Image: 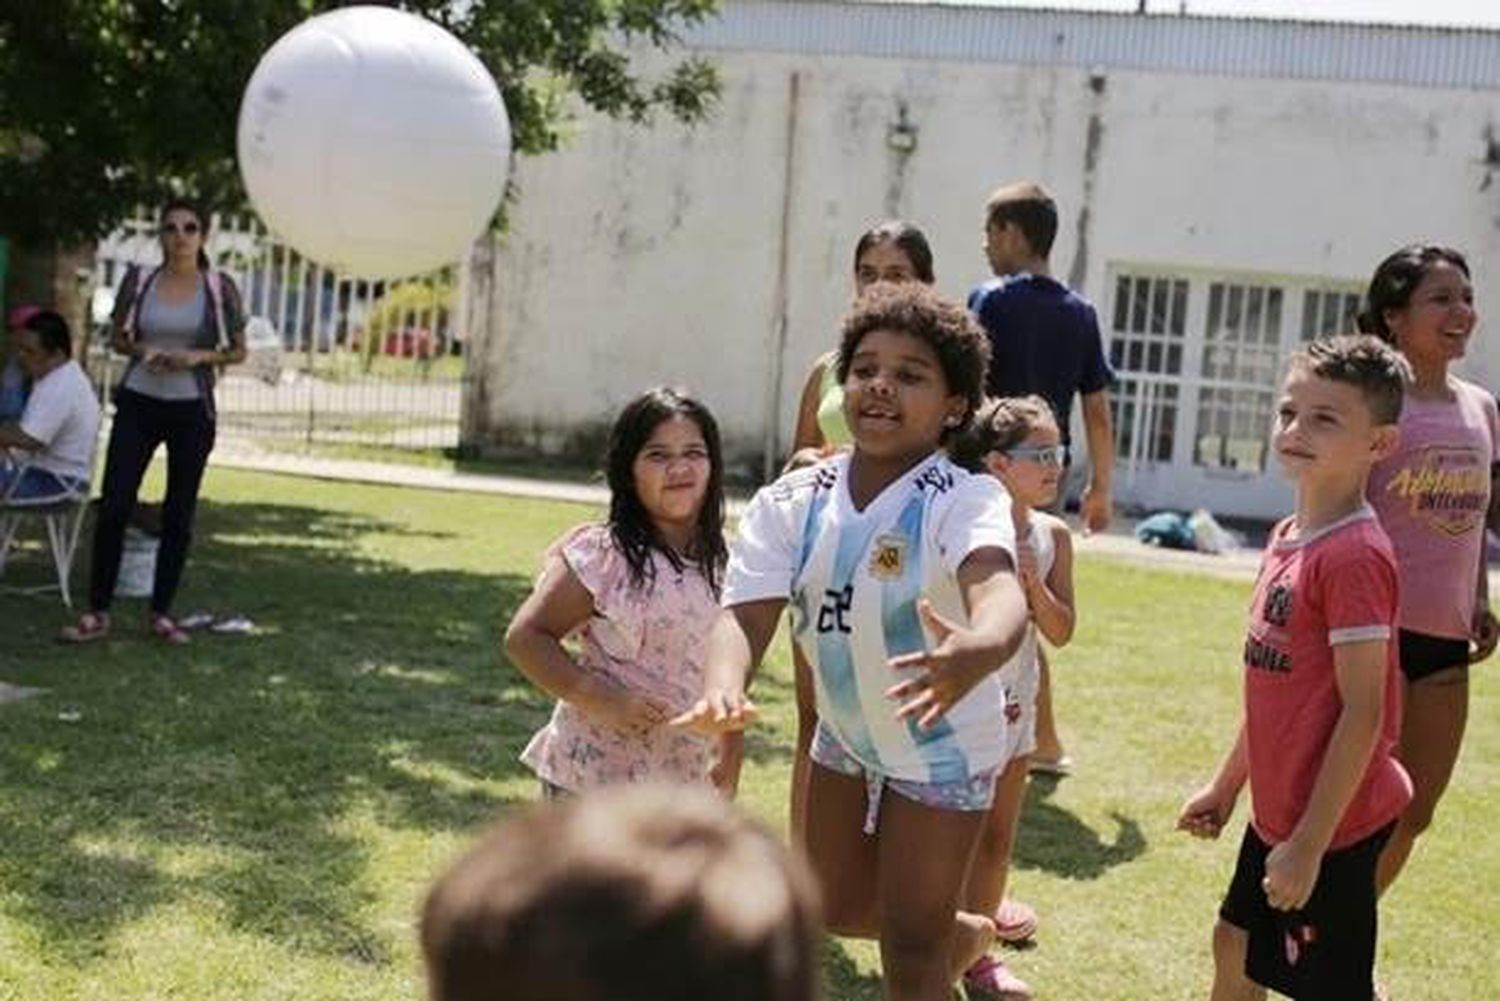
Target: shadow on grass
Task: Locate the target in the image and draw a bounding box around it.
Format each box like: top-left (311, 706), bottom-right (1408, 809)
top-left (1013, 774), bottom-right (1146, 880)
top-left (0, 498), bottom-right (547, 967)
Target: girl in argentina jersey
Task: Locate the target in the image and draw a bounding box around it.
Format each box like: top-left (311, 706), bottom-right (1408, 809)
top-left (675, 284), bottom-right (1030, 1001)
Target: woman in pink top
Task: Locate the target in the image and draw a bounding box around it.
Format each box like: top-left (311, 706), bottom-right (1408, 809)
top-left (1358, 245), bottom-right (1499, 893)
top-left (504, 388), bottom-right (742, 797)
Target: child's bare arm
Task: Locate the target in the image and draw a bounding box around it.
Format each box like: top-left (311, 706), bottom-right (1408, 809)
top-left (1471, 465), bottom-right (1500, 662)
top-left (886, 546), bottom-right (1029, 728)
top-left (1026, 516), bottom-right (1076, 647)
top-left (1263, 639), bottom-right (1386, 910)
top-left (785, 356), bottom-right (830, 471)
top-left (672, 599), bottom-right (786, 734)
top-left (503, 553), bottom-right (668, 729)
top-left (1178, 721), bottom-right (1248, 839)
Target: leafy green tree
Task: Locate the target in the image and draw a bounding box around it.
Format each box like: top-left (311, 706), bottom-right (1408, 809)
top-left (0, 1), bottom-right (719, 246)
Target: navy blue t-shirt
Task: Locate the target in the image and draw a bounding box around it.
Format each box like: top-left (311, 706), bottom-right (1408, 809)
top-left (968, 273), bottom-right (1114, 446)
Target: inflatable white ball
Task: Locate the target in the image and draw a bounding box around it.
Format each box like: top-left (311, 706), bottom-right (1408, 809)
top-left (237, 6), bottom-right (511, 280)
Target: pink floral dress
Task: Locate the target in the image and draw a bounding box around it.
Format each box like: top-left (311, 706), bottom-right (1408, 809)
top-left (520, 524), bottom-right (720, 792)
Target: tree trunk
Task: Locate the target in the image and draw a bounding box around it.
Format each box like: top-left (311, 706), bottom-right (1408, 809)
top-left (3, 239), bottom-right (96, 357)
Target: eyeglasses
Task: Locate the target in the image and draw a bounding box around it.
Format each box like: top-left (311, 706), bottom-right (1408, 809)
top-left (159, 221), bottom-right (201, 236)
top-left (1002, 444), bottom-right (1066, 466)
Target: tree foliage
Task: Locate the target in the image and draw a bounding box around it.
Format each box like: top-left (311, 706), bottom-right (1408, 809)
top-left (0, 0), bottom-right (720, 245)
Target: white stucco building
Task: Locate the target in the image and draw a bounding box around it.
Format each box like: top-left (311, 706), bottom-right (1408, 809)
top-left (465, 0), bottom-right (1500, 519)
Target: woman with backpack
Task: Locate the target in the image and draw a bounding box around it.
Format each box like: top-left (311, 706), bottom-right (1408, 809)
top-left (62, 198), bottom-right (246, 644)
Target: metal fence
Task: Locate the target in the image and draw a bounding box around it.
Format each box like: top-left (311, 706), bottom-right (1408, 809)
top-left (88, 212), bottom-right (476, 453)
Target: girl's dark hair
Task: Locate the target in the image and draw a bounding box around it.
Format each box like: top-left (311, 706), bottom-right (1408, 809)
top-left (852, 220), bottom-right (936, 284)
top-left (159, 197), bottom-right (212, 272)
top-left (947, 395), bottom-right (1057, 472)
top-left (1356, 243), bottom-right (1469, 344)
top-left (835, 283), bottom-right (990, 442)
top-left (606, 387), bottom-right (727, 594)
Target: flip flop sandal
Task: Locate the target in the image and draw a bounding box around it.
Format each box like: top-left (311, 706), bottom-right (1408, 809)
top-left (994, 898), bottom-right (1038, 943)
top-left (149, 614), bottom-right (191, 646)
top-left (58, 612), bottom-right (110, 644)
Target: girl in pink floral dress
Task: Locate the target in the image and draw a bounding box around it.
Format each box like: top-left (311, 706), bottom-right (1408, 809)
top-left (504, 388), bottom-right (741, 796)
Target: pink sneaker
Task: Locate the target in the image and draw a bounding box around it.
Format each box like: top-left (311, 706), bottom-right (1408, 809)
top-left (994, 898), bottom-right (1037, 944)
top-left (962, 954), bottom-right (1032, 1000)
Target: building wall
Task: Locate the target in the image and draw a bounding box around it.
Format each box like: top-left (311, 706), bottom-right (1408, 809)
top-left (470, 21), bottom-right (1500, 512)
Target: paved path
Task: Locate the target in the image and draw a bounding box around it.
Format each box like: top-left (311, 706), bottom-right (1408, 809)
top-left (208, 445), bottom-right (1271, 581)
top-left (207, 445), bottom-right (1500, 588)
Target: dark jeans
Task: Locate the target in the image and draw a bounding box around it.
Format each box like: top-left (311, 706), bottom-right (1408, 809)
top-left (88, 388), bottom-right (216, 615)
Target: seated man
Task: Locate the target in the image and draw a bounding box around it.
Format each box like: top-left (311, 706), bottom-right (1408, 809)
top-left (0, 309), bottom-right (101, 505)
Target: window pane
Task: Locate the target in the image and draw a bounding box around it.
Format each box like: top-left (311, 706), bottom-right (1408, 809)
top-left (1132, 277), bottom-right (1150, 333)
top-left (1171, 280), bottom-right (1188, 338)
top-left (1113, 275), bottom-right (1130, 331)
top-left (1225, 285), bottom-right (1244, 341)
top-left (1302, 290), bottom-right (1318, 341)
top-left (1321, 291), bottom-right (1340, 335)
top-left (1245, 287), bottom-right (1264, 345)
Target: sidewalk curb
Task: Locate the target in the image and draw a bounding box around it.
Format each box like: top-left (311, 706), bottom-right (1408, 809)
top-left (208, 448), bottom-right (1283, 581)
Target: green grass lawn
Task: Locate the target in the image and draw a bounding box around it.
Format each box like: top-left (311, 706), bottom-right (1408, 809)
top-left (0, 470), bottom-right (1494, 1000)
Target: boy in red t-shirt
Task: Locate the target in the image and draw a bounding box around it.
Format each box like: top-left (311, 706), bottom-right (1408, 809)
top-left (1179, 335), bottom-right (1414, 1000)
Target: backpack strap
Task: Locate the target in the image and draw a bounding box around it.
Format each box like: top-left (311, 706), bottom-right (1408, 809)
top-left (205, 270), bottom-right (229, 352)
top-left (118, 263), bottom-right (161, 345)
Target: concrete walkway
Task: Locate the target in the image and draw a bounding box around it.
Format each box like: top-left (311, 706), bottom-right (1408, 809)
top-left (208, 445), bottom-right (1270, 581)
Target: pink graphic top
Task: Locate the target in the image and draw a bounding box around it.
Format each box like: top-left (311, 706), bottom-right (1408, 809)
top-left (520, 524), bottom-right (719, 792)
top-left (1368, 377), bottom-right (1498, 640)
top-left (1243, 510), bottom-right (1411, 850)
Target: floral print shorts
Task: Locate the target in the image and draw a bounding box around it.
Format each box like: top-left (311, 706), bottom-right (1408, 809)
top-left (810, 721), bottom-right (997, 835)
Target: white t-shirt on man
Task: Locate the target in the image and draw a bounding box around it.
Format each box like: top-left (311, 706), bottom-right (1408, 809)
top-left (18, 359), bottom-right (100, 481)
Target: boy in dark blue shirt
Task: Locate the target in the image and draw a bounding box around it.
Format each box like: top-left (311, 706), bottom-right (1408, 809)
top-left (967, 182), bottom-right (1113, 801)
top-left (969, 181), bottom-right (1114, 533)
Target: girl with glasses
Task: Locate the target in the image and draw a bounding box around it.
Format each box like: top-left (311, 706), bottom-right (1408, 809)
top-left (946, 395), bottom-right (1077, 999)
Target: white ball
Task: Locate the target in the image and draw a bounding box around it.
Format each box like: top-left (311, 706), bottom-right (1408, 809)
top-left (237, 6), bottom-right (511, 280)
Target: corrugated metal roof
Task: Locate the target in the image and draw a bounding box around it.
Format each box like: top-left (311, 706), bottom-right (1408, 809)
top-left (681, 1), bottom-right (1500, 90)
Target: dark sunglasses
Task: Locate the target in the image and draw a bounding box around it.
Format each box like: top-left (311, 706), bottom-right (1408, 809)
top-left (159, 221), bottom-right (201, 236)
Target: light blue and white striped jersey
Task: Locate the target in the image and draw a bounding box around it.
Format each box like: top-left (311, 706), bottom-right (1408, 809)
top-left (725, 452), bottom-right (1016, 784)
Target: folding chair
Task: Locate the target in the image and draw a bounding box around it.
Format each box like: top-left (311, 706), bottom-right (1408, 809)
top-left (0, 461), bottom-right (92, 609)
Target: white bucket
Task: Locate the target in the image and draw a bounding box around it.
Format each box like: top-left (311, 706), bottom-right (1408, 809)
top-left (115, 526), bottom-right (159, 598)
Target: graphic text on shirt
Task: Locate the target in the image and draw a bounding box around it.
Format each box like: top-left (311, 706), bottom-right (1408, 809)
top-left (1384, 443), bottom-right (1488, 537)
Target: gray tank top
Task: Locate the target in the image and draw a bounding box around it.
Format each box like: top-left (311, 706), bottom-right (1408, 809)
top-left (123, 280), bottom-right (205, 400)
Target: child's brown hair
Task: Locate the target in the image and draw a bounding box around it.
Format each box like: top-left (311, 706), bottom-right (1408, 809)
top-left (420, 785), bottom-right (821, 1001)
top-left (836, 282), bottom-right (991, 441)
top-left (1286, 335), bottom-right (1409, 426)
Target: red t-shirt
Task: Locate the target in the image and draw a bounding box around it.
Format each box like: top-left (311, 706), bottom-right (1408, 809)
top-left (1243, 509), bottom-right (1412, 850)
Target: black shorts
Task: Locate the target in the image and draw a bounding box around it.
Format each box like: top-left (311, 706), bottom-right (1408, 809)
top-left (1219, 822), bottom-right (1394, 1000)
top-left (1398, 629), bottom-right (1468, 683)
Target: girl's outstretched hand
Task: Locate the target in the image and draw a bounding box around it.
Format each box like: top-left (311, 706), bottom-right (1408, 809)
top-left (669, 688), bottom-right (760, 735)
top-left (885, 599), bottom-right (994, 730)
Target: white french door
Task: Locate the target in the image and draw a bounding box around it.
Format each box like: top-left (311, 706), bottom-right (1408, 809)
top-left (1105, 267), bottom-right (1363, 520)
